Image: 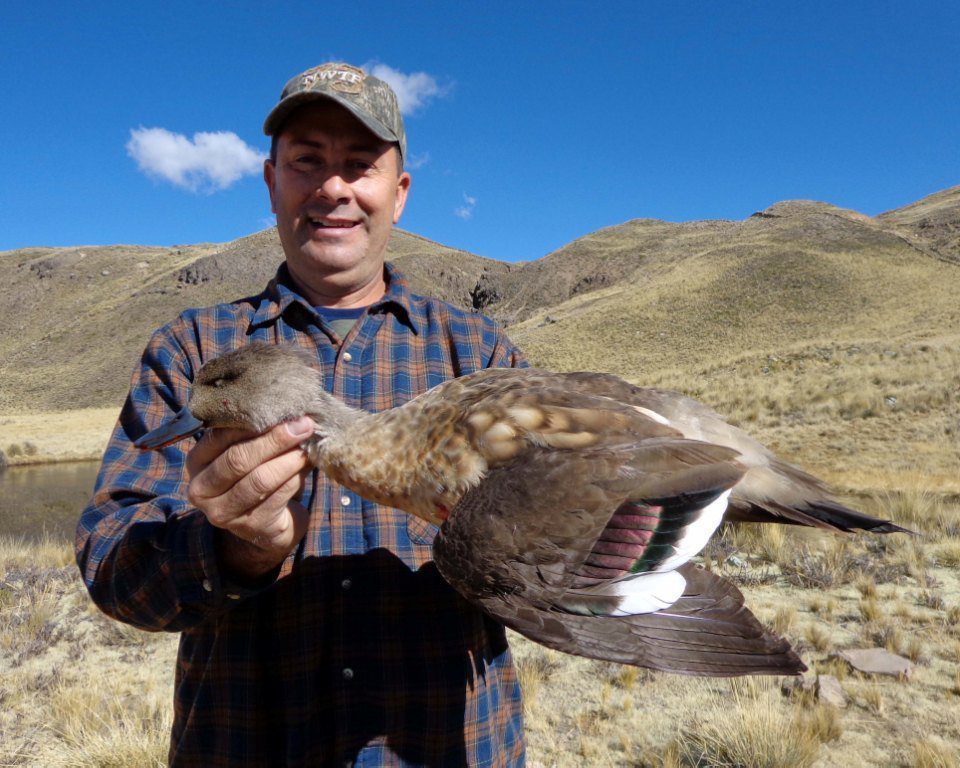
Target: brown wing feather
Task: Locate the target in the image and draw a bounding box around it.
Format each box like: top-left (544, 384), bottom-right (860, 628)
top-left (545, 371), bottom-right (907, 533)
top-left (472, 563), bottom-right (803, 676)
top-left (433, 443), bottom-right (803, 675)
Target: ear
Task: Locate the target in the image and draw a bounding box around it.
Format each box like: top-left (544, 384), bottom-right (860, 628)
top-left (263, 159), bottom-right (277, 214)
top-left (393, 171), bottom-right (411, 224)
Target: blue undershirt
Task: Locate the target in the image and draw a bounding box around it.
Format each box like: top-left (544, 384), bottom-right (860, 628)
top-left (314, 305), bottom-right (368, 341)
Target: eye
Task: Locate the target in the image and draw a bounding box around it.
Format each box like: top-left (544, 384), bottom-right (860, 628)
top-left (210, 371), bottom-right (239, 388)
top-left (291, 155), bottom-right (322, 171)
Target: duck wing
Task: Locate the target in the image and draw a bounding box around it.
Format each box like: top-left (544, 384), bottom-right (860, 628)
top-left (556, 372), bottom-right (906, 533)
top-left (433, 440), bottom-right (805, 676)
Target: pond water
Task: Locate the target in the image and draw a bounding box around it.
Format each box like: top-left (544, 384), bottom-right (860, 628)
top-left (0, 462), bottom-right (101, 542)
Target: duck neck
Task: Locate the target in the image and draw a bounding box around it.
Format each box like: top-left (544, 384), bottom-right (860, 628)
top-left (307, 391), bottom-right (365, 444)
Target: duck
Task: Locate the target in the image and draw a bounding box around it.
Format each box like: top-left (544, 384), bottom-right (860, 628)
top-left (136, 343), bottom-right (907, 677)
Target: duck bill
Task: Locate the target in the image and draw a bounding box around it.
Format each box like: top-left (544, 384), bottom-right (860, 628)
top-left (134, 407), bottom-right (204, 450)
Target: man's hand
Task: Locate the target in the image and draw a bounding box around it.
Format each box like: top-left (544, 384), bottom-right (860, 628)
top-left (186, 415), bottom-right (315, 583)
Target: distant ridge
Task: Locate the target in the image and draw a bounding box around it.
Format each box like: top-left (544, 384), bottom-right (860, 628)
top-left (1, 186), bottom-right (957, 415)
top-left (877, 185), bottom-right (960, 265)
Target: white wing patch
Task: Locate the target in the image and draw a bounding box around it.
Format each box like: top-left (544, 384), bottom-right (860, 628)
top-left (559, 490), bottom-right (731, 617)
top-left (633, 405), bottom-right (671, 426)
top-left (654, 490), bottom-right (730, 574)
top-left (607, 570), bottom-right (687, 615)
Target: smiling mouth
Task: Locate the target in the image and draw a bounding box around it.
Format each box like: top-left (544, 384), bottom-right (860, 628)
top-left (308, 217), bottom-right (359, 229)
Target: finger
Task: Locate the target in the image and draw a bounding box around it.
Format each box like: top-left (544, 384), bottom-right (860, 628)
top-left (191, 444), bottom-right (311, 525)
top-left (186, 427), bottom-right (257, 476)
top-left (221, 481), bottom-right (311, 552)
top-left (292, 465), bottom-right (312, 502)
top-left (189, 417), bottom-right (314, 498)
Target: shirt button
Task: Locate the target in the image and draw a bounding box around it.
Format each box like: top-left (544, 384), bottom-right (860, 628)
top-left (202, 579), bottom-right (213, 593)
top-left (341, 495), bottom-right (351, 506)
top-left (341, 579), bottom-right (352, 590)
top-left (342, 351), bottom-right (353, 362)
top-left (342, 667), bottom-right (354, 681)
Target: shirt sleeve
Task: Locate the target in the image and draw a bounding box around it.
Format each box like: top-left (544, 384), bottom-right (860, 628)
top-left (75, 321), bottom-right (246, 632)
top-left (486, 320), bottom-right (529, 370)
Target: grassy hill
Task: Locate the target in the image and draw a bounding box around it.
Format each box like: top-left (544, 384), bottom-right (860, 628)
top-left (496, 195), bottom-right (960, 488)
top-left (0, 228), bottom-right (508, 413)
top-left (1, 186), bottom-right (957, 485)
top-left (877, 185), bottom-right (960, 265)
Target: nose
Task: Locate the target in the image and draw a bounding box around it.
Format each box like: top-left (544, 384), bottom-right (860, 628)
top-left (314, 171), bottom-right (351, 203)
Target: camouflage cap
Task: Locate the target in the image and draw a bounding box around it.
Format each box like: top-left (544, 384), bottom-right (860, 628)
top-left (263, 62), bottom-right (406, 162)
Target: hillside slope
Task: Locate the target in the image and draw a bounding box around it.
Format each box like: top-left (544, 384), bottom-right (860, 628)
top-left (877, 185), bottom-right (960, 265)
top-left (0, 229), bottom-right (508, 411)
top-left (2, 188), bottom-right (958, 485)
top-left (507, 198), bottom-right (959, 486)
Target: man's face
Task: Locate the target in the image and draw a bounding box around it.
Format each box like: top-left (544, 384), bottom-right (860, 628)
top-left (264, 100), bottom-right (410, 299)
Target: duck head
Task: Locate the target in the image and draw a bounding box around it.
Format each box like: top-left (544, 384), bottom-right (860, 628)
top-left (135, 344), bottom-right (323, 449)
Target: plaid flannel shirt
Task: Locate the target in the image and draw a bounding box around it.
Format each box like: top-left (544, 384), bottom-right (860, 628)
top-left (76, 263), bottom-right (527, 767)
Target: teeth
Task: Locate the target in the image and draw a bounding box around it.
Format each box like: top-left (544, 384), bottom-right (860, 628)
top-left (310, 218), bottom-right (354, 228)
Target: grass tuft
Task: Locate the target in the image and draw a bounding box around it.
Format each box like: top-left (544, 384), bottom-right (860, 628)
top-left (913, 737), bottom-right (959, 768)
top-left (669, 678), bottom-right (836, 768)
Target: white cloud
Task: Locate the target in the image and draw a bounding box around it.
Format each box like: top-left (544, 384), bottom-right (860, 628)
top-left (126, 127), bottom-right (266, 193)
top-left (363, 62), bottom-right (447, 115)
top-left (405, 151), bottom-right (430, 170)
top-left (454, 193), bottom-right (477, 220)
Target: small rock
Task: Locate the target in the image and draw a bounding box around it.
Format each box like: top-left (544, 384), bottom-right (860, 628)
top-left (100, 269), bottom-right (110, 276)
top-left (726, 555), bottom-right (745, 569)
top-left (836, 648), bottom-right (913, 679)
top-left (781, 668), bottom-right (816, 696)
top-left (816, 675), bottom-right (848, 708)
top-left (136, 261), bottom-right (149, 268)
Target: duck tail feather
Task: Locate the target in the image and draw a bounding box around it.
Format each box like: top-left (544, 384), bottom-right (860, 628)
top-left (726, 459), bottom-right (912, 533)
top-left (726, 496), bottom-right (912, 534)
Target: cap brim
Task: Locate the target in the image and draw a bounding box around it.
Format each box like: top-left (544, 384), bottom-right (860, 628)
top-left (263, 91), bottom-right (398, 151)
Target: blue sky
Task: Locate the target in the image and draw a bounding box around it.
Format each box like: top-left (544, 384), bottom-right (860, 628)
top-left (2, 1), bottom-right (957, 262)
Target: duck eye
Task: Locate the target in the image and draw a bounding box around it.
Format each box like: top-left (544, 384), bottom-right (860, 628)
top-left (209, 371), bottom-right (239, 388)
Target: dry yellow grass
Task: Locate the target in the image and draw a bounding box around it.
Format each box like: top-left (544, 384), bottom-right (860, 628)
top-left (0, 537), bottom-right (177, 766)
top-left (913, 737), bottom-right (959, 768)
top-left (667, 678), bottom-right (839, 768)
top-left (3, 500), bottom-right (960, 766)
top-left (0, 408), bottom-right (116, 465)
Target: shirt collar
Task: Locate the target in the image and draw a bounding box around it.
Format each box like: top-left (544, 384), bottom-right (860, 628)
top-left (250, 261), bottom-right (419, 334)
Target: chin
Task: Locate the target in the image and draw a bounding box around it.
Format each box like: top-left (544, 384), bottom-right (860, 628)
top-left (299, 246), bottom-right (367, 274)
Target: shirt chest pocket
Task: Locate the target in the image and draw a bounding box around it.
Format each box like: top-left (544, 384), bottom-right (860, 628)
top-left (405, 515), bottom-right (441, 568)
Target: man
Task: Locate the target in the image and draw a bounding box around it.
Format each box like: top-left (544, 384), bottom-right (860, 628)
top-left (77, 62), bottom-right (526, 767)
